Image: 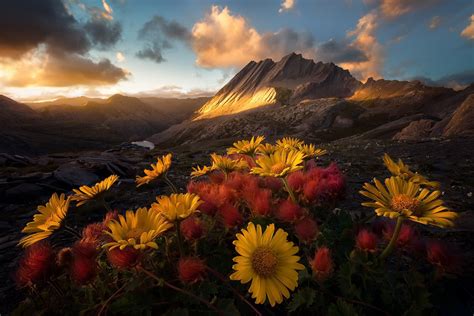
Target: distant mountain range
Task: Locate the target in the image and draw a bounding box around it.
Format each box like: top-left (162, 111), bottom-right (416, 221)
top-left (148, 53), bottom-right (474, 146)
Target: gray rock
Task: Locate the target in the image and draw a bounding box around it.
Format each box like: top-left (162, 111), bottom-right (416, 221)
top-left (5, 183), bottom-right (46, 199)
top-left (53, 162), bottom-right (99, 186)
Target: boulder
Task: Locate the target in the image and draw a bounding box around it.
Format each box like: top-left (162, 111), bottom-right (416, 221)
top-left (53, 162), bottom-right (99, 186)
top-left (443, 94), bottom-right (474, 137)
top-left (393, 119), bottom-right (437, 140)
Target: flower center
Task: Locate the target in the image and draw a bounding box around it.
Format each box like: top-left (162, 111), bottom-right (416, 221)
top-left (271, 163), bottom-right (286, 174)
top-left (251, 247), bottom-right (278, 277)
top-left (391, 194), bottom-right (419, 213)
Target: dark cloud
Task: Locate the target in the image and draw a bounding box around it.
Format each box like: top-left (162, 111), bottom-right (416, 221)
top-left (84, 19), bottom-right (122, 50)
top-left (412, 69), bottom-right (474, 90)
top-left (316, 39), bottom-right (368, 63)
top-left (262, 29), bottom-right (315, 55)
top-left (136, 15), bottom-right (191, 63)
top-left (0, 0), bottom-right (127, 86)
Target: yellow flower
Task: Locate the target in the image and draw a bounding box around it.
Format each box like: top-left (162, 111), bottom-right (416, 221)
top-left (360, 176), bottom-right (457, 228)
top-left (298, 144), bottom-right (327, 158)
top-left (276, 137), bottom-right (304, 150)
top-left (190, 165), bottom-right (214, 178)
top-left (136, 153), bottom-right (172, 187)
top-left (210, 153), bottom-right (248, 174)
top-left (151, 193), bottom-right (202, 222)
top-left (230, 222), bottom-right (305, 306)
top-left (257, 143), bottom-right (277, 155)
top-left (383, 154), bottom-right (439, 188)
top-left (72, 175), bottom-right (119, 206)
top-left (103, 207), bottom-right (172, 250)
top-left (19, 193), bottom-right (70, 247)
top-left (251, 150), bottom-right (305, 177)
top-left (227, 136), bottom-right (265, 156)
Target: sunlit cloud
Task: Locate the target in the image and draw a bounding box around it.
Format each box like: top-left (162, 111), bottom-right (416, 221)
top-left (116, 51), bottom-right (125, 62)
top-left (279, 0), bottom-right (295, 13)
top-left (429, 16), bottom-right (441, 29)
top-left (101, 0), bottom-right (114, 20)
top-left (461, 14), bottom-right (474, 40)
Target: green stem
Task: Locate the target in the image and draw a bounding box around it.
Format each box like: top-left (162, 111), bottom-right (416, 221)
top-left (175, 221), bottom-right (184, 257)
top-left (281, 177), bottom-right (297, 203)
top-left (164, 174), bottom-right (178, 193)
top-left (379, 216), bottom-right (404, 259)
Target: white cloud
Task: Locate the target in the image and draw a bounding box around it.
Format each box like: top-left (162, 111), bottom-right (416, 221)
top-left (461, 14), bottom-right (474, 40)
top-left (116, 51), bottom-right (125, 62)
top-left (279, 0), bottom-right (295, 13)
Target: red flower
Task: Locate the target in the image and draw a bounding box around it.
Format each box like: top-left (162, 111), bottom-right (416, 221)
top-left (244, 189), bottom-right (272, 216)
top-left (262, 177), bottom-right (283, 191)
top-left (180, 216), bottom-right (205, 241)
top-left (70, 241), bottom-right (98, 284)
top-left (276, 199), bottom-right (303, 222)
top-left (56, 247), bottom-right (73, 268)
top-left (426, 241), bottom-right (459, 273)
top-left (294, 217), bottom-right (318, 242)
top-left (200, 200), bottom-right (218, 216)
top-left (356, 229), bottom-right (378, 252)
top-left (219, 204), bottom-right (243, 228)
top-left (310, 247), bottom-right (333, 281)
top-left (383, 223), bottom-right (417, 247)
top-left (107, 247), bottom-right (140, 269)
top-left (303, 179), bottom-right (321, 202)
top-left (178, 257), bottom-right (207, 284)
top-left (73, 241), bottom-right (98, 259)
top-left (287, 171), bottom-right (306, 192)
top-left (16, 242), bottom-right (54, 287)
top-left (81, 222), bottom-right (105, 245)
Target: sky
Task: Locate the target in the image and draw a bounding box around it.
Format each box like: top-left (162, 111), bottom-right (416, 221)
top-left (0, 0), bottom-right (473, 101)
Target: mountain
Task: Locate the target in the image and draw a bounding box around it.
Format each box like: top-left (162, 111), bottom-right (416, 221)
top-left (26, 96), bottom-right (106, 109)
top-left (140, 96), bottom-right (209, 122)
top-left (0, 95), bottom-right (38, 124)
top-left (197, 53), bottom-right (361, 118)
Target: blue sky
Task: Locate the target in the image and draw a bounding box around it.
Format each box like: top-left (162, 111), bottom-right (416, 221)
top-left (0, 0), bottom-right (473, 100)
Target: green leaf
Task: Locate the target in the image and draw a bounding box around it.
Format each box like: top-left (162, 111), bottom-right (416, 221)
top-left (287, 287), bottom-right (316, 313)
top-left (328, 299), bottom-right (359, 316)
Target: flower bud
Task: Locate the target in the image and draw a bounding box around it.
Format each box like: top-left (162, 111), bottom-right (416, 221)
top-left (16, 242), bottom-right (54, 287)
top-left (356, 229), bottom-right (377, 252)
top-left (310, 247), bottom-right (333, 281)
top-left (180, 216), bottom-right (205, 241)
top-left (107, 247), bottom-right (140, 269)
top-left (178, 257), bottom-right (207, 284)
top-left (276, 199), bottom-right (302, 222)
top-left (294, 217), bottom-right (318, 242)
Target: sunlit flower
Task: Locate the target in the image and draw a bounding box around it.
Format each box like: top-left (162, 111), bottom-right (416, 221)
top-left (298, 144), bottom-right (327, 158)
top-left (178, 257), bottom-right (207, 284)
top-left (230, 222), bottom-right (304, 306)
top-left (210, 153), bottom-right (248, 174)
top-left (360, 176), bottom-right (457, 228)
top-left (19, 193), bottom-right (70, 248)
top-left (103, 207), bottom-right (172, 250)
top-left (136, 153), bottom-right (172, 187)
top-left (251, 150), bottom-right (305, 178)
top-left (310, 247), bottom-right (333, 281)
top-left (72, 175), bottom-right (119, 206)
top-left (16, 242), bottom-right (54, 287)
top-left (383, 154), bottom-right (439, 188)
top-left (227, 136), bottom-right (265, 156)
top-left (276, 137), bottom-right (304, 150)
top-left (257, 143), bottom-right (277, 155)
top-left (151, 193), bottom-right (202, 222)
top-left (190, 165), bottom-right (214, 178)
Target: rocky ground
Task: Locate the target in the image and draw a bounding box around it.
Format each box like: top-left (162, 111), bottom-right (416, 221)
top-left (1, 137), bottom-right (473, 314)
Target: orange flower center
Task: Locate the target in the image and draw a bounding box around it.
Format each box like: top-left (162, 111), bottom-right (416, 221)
top-left (251, 247), bottom-right (278, 277)
top-left (391, 194), bottom-right (419, 213)
top-left (271, 163), bottom-right (287, 175)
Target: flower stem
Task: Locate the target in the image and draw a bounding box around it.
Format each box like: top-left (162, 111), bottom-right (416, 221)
top-left (138, 266), bottom-right (221, 314)
top-left (64, 224), bottom-right (82, 239)
top-left (175, 221), bottom-right (184, 257)
top-left (207, 267), bottom-right (262, 316)
top-left (379, 216), bottom-right (404, 260)
top-left (281, 177), bottom-right (297, 203)
top-left (164, 174), bottom-right (178, 193)
top-left (100, 197), bottom-right (112, 212)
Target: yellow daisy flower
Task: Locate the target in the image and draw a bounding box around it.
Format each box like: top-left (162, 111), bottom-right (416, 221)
top-left (227, 136), bottom-right (265, 156)
top-left (383, 154), bottom-right (439, 188)
top-left (251, 150), bottom-right (305, 177)
top-left (298, 144), bottom-right (327, 158)
top-left (19, 193), bottom-right (70, 247)
top-left (230, 222), bottom-right (305, 307)
top-left (257, 143), bottom-right (277, 155)
top-left (190, 165), bottom-right (214, 178)
top-left (151, 193), bottom-right (202, 222)
top-left (136, 153), bottom-right (172, 187)
top-left (72, 175), bottom-right (119, 206)
top-left (210, 153), bottom-right (248, 174)
top-left (360, 176), bottom-right (458, 228)
top-left (276, 137), bottom-right (304, 150)
top-left (103, 207), bottom-right (172, 250)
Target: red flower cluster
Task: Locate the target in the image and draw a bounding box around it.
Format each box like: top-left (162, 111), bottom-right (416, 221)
top-left (310, 247), bottom-right (333, 281)
top-left (16, 242), bottom-right (54, 287)
top-left (81, 211), bottom-right (118, 245)
top-left (178, 257), bottom-right (207, 284)
top-left (276, 199), bottom-right (303, 222)
top-left (180, 216), bottom-right (205, 241)
top-left (71, 241), bottom-right (98, 284)
top-left (107, 247), bottom-right (141, 269)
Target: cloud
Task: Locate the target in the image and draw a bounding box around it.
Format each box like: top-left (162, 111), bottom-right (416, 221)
top-left (134, 85), bottom-right (215, 98)
top-left (191, 6), bottom-right (314, 68)
top-left (429, 16), bottom-right (441, 29)
top-left (116, 52), bottom-right (125, 62)
top-left (461, 15), bottom-right (474, 40)
top-left (136, 15), bottom-right (191, 63)
top-left (0, 0), bottom-right (127, 87)
top-left (376, 0), bottom-right (437, 19)
top-left (315, 39), bottom-right (368, 64)
top-left (339, 11), bottom-right (384, 80)
top-left (102, 0), bottom-right (113, 19)
top-left (413, 69), bottom-right (474, 90)
top-left (279, 0), bottom-right (295, 13)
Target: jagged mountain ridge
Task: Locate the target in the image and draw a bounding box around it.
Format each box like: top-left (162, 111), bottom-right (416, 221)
top-left (197, 52), bottom-right (361, 118)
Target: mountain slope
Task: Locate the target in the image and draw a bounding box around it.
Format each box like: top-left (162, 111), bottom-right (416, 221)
top-left (197, 53), bottom-right (361, 118)
top-left (0, 95), bottom-right (38, 125)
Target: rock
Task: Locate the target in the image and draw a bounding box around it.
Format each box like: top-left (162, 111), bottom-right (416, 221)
top-left (393, 119), bottom-right (437, 140)
top-left (53, 162), bottom-right (99, 186)
top-left (443, 94), bottom-right (474, 137)
top-left (5, 183), bottom-right (46, 199)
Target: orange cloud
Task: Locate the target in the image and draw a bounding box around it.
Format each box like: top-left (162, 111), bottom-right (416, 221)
top-left (279, 0), bottom-right (295, 13)
top-left (461, 15), bottom-right (474, 40)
